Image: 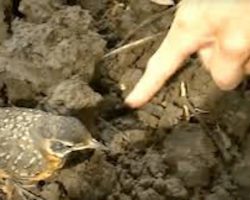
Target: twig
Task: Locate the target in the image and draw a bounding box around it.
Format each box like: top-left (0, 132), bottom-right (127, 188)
top-left (180, 81), bottom-right (190, 120)
top-left (103, 32), bottom-right (164, 59)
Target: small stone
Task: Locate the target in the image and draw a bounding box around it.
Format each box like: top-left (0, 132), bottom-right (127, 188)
top-left (142, 103), bottom-right (164, 118)
top-left (119, 193), bottom-right (132, 200)
top-left (158, 103), bottom-right (182, 128)
top-left (40, 183), bottom-right (64, 200)
top-left (163, 123), bottom-right (217, 187)
top-left (124, 129), bottom-right (148, 149)
top-left (176, 160), bottom-right (211, 187)
top-left (153, 178), bottom-right (166, 194)
top-left (136, 188), bottom-right (164, 200)
top-left (137, 110), bottom-right (159, 128)
top-left (130, 160), bottom-right (144, 178)
top-left (144, 152), bottom-right (168, 178)
top-left (121, 178), bottom-right (134, 194)
top-left (165, 177), bottom-right (188, 198)
top-left (138, 177), bottom-right (154, 188)
top-left (205, 187), bottom-right (233, 200)
top-left (47, 78), bottom-right (103, 114)
top-left (232, 161), bottom-right (250, 188)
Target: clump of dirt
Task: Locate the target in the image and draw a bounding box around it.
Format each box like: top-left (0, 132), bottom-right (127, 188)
top-left (0, 3), bottom-right (105, 112)
top-left (1, 1), bottom-right (250, 200)
top-left (0, 0), bottom-right (11, 43)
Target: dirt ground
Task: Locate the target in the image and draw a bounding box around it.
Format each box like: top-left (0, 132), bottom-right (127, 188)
top-left (0, 0), bottom-right (250, 200)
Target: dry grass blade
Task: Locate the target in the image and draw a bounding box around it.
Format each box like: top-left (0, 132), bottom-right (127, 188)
top-left (103, 32), bottom-right (165, 59)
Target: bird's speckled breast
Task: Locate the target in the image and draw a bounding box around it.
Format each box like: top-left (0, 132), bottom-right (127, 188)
top-left (0, 108), bottom-right (60, 184)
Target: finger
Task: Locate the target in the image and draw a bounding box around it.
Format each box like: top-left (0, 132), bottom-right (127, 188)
top-left (198, 45), bottom-right (214, 71)
top-left (125, 21), bottom-right (203, 108)
top-left (243, 57), bottom-right (250, 74)
top-left (210, 45), bottom-right (245, 90)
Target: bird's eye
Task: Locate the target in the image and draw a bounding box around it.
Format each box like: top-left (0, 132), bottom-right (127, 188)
top-left (50, 141), bottom-right (72, 153)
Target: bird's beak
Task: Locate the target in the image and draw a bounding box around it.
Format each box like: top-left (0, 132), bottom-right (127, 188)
top-left (72, 139), bottom-right (109, 151)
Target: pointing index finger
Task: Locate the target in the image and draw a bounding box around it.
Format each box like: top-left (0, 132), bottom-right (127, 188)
top-left (125, 20), bottom-right (202, 108)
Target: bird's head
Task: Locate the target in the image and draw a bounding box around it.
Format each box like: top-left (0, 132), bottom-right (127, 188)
top-left (31, 115), bottom-right (107, 158)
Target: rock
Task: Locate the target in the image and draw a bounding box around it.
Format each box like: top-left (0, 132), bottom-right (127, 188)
top-left (0, 0), bottom-right (11, 43)
top-left (19, 0), bottom-right (63, 23)
top-left (142, 103), bottom-right (164, 118)
top-left (153, 178), bottom-right (166, 194)
top-left (153, 177), bottom-right (188, 198)
top-left (129, 0), bottom-right (168, 22)
top-left (80, 0), bottom-right (108, 17)
top-left (5, 78), bottom-right (35, 104)
top-left (137, 110), bottom-right (159, 128)
top-left (136, 188), bottom-right (164, 200)
top-left (138, 177), bottom-right (154, 188)
top-left (163, 123), bottom-right (217, 187)
top-left (205, 187), bottom-right (233, 200)
top-left (233, 134), bottom-right (250, 190)
top-left (57, 152), bottom-right (116, 200)
top-left (40, 182), bottom-right (69, 200)
top-left (119, 193), bottom-right (132, 200)
top-left (212, 91), bottom-right (250, 140)
top-left (0, 6), bottom-right (105, 104)
top-left (145, 152), bottom-right (168, 178)
top-left (158, 103), bottom-right (182, 128)
top-left (46, 78), bottom-right (103, 113)
top-left (125, 129), bottom-right (149, 149)
top-left (165, 177), bottom-right (188, 198)
top-left (120, 177), bottom-right (134, 194)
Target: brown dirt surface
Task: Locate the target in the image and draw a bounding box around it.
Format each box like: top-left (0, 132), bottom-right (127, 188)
top-left (0, 0), bottom-right (250, 200)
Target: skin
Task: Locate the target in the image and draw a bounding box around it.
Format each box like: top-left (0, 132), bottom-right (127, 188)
top-left (125, 0), bottom-right (250, 108)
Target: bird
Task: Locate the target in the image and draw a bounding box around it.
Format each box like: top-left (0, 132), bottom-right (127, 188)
top-left (0, 107), bottom-right (106, 200)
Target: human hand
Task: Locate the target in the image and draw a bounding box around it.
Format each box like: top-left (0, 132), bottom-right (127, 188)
top-left (125, 0), bottom-right (250, 108)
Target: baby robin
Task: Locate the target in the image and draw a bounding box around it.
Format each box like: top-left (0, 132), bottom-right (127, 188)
top-left (0, 107), bottom-right (106, 200)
